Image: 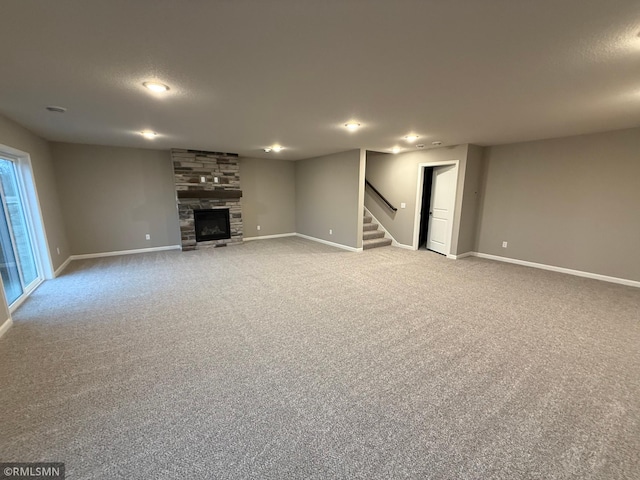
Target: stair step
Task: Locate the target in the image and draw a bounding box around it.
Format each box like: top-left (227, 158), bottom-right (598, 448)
top-left (363, 230), bottom-right (385, 240)
top-left (363, 237), bottom-right (392, 250)
top-left (363, 222), bottom-right (378, 231)
top-left (363, 215), bottom-right (372, 224)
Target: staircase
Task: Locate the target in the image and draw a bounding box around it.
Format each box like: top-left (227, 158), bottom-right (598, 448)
top-left (363, 213), bottom-right (392, 250)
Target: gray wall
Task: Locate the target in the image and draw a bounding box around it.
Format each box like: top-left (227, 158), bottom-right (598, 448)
top-left (476, 127), bottom-right (640, 281)
top-left (0, 114), bottom-right (70, 272)
top-left (51, 143), bottom-right (181, 255)
top-left (356, 149), bottom-right (366, 248)
top-left (295, 149), bottom-right (363, 249)
top-left (457, 144), bottom-right (485, 254)
top-left (365, 145), bottom-right (470, 251)
top-left (240, 157), bottom-right (296, 238)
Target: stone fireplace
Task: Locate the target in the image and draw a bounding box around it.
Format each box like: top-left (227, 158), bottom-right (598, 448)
top-left (171, 149), bottom-right (243, 251)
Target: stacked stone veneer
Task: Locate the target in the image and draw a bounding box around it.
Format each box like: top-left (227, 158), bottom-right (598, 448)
top-left (171, 149), bottom-right (243, 251)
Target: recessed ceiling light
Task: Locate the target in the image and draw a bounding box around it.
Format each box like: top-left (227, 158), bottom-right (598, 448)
top-left (391, 147), bottom-right (401, 154)
top-left (143, 81), bottom-right (170, 93)
top-left (432, 141), bottom-right (442, 146)
top-left (404, 134), bottom-right (419, 142)
top-left (265, 145), bottom-right (284, 152)
top-left (140, 130), bottom-right (157, 139)
top-left (344, 122), bottom-right (361, 132)
top-left (45, 106), bottom-right (67, 113)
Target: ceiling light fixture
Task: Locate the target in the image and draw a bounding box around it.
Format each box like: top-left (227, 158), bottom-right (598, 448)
top-left (404, 134), bottom-right (419, 142)
top-left (143, 81), bottom-right (170, 93)
top-left (344, 122), bottom-right (361, 132)
top-left (432, 141), bottom-right (442, 146)
top-left (264, 145), bottom-right (284, 152)
top-left (45, 106), bottom-right (67, 113)
top-left (391, 147), bottom-right (401, 154)
top-left (140, 130), bottom-right (157, 139)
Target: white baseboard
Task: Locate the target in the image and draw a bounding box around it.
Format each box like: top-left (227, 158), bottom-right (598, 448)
top-left (70, 245), bottom-right (182, 261)
top-left (448, 252), bottom-right (474, 260)
top-left (245, 232), bottom-right (364, 252)
top-left (472, 252), bottom-right (640, 288)
top-left (295, 233), bottom-right (363, 252)
top-left (243, 233), bottom-right (296, 242)
top-left (54, 257), bottom-right (72, 277)
top-left (0, 317), bottom-right (13, 340)
top-left (393, 242), bottom-right (415, 250)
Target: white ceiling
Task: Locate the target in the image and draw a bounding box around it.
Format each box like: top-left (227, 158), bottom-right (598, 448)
top-left (1, 0), bottom-right (639, 160)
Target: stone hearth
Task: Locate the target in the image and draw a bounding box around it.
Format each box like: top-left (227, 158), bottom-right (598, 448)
top-left (171, 149), bottom-right (243, 251)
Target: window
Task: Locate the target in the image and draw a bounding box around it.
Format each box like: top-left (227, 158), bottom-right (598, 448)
top-left (0, 155), bottom-right (42, 308)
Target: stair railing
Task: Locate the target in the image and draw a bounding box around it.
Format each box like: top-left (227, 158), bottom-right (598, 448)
top-left (365, 179), bottom-right (398, 212)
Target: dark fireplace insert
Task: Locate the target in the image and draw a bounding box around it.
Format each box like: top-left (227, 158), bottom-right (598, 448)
top-left (193, 208), bottom-right (231, 242)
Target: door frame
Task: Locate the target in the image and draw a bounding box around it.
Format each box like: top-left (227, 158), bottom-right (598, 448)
top-left (412, 160), bottom-right (460, 254)
top-left (0, 144), bottom-right (52, 310)
top-left (417, 167), bottom-right (434, 249)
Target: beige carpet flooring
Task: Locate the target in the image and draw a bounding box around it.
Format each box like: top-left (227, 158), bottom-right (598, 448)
top-left (1, 237), bottom-right (639, 479)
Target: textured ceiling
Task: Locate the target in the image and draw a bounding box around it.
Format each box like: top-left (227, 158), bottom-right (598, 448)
top-left (1, 0), bottom-right (639, 160)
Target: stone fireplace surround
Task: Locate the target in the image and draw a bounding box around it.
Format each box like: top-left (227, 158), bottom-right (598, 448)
top-left (171, 148), bottom-right (243, 251)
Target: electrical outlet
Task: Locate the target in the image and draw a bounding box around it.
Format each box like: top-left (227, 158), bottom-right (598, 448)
top-left (257, 225), bottom-right (261, 231)
top-left (400, 202), bottom-right (406, 209)
top-left (502, 241), bottom-right (508, 248)
top-left (56, 247), bottom-right (60, 255)
top-left (329, 229), bottom-right (333, 235)
top-left (146, 234), bottom-right (151, 240)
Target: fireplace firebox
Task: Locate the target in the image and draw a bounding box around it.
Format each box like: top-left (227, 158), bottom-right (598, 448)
top-left (193, 209), bottom-right (231, 242)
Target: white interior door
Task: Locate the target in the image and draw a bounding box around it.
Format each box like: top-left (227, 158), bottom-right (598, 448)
top-left (426, 165), bottom-right (457, 255)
